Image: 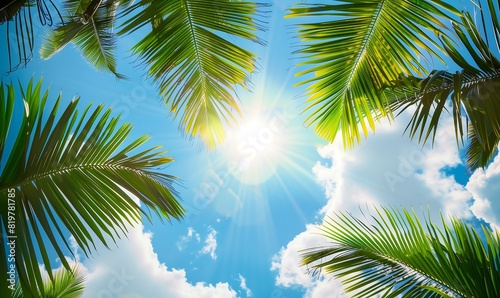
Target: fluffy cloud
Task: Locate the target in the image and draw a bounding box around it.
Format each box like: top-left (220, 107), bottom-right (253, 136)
top-left (270, 224), bottom-right (347, 296)
top-left (79, 224), bottom-right (235, 298)
top-left (313, 114), bottom-right (472, 220)
top-left (199, 227), bottom-right (218, 260)
top-left (467, 152), bottom-right (500, 228)
top-left (271, 225), bottom-right (326, 289)
top-left (271, 113), bottom-right (478, 296)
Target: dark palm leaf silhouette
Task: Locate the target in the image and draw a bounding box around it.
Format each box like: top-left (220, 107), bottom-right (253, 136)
top-left (1, 0), bottom-right (62, 72)
top-left (387, 2), bottom-right (500, 171)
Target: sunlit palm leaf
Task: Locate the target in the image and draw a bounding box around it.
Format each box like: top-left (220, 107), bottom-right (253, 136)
top-left (12, 263), bottom-right (86, 298)
top-left (288, 0), bottom-right (460, 148)
top-left (40, 0), bottom-right (124, 78)
top-left (302, 207), bottom-right (500, 297)
top-left (119, 0), bottom-right (267, 148)
top-left (0, 77), bottom-right (184, 296)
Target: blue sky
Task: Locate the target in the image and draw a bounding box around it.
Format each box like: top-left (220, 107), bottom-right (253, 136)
top-left (2, 1), bottom-right (500, 297)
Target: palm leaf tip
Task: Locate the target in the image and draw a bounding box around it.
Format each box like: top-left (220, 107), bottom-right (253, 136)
top-left (0, 76), bottom-right (185, 295)
top-left (119, 0), bottom-right (269, 149)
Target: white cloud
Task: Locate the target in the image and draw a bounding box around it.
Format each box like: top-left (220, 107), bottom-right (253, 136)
top-left (78, 224), bottom-right (235, 298)
top-left (271, 225), bottom-right (327, 289)
top-left (270, 225), bottom-right (349, 297)
top-left (188, 227), bottom-right (201, 241)
top-left (238, 274), bottom-right (252, 297)
top-left (467, 150), bottom-right (500, 228)
top-left (313, 114), bottom-right (472, 220)
top-left (199, 227), bottom-right (218, 260)
top-left (272, 112), bottom-right (476, 296)
top-left (177, 227), bottom-right (200, 251)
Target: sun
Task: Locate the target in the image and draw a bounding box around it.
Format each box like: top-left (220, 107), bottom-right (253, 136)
top-left (223, 105), bottom-right (293, 185)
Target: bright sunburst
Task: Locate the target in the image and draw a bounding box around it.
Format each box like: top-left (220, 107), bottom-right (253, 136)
top-left (223, 104), bottom-right (294, 185)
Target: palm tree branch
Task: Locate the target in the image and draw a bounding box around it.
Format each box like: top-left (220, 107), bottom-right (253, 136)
top-left (303, 241), bottom-right (460, 297)
top-left (301, 207), bottom-right (500, 297)
top-left (12, 263), bottom-right (86, 297)
top-left (180, 0), bottom-right (210, 139)
top-left (0, 77), bottom-right (184, 295)
top-left (44, 263), bottom-right (86, 297)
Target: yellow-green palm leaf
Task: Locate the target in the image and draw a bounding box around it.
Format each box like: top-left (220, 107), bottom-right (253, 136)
top-left (288, 0), bottom-right (460, 148)
top-left (119, 0), bottom-right (267, 148)
top-left (0, 77), bottom-right (184, 297)
top-left (12, 264), bottom-right (86, 298)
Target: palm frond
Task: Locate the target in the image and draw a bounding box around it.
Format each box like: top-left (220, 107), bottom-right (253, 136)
top-left (119, 0), bottom-right (268, 148)
top-left (385, 0), bottom-right (500, 170)
top-left (302, 207), bottom-right (500, 297)
top-left (40, 0), bottom-right (124, 78)
top-left (443, 5), bottom-right (500, 170)
top-left (387, 71), bottom-right (500, 146)
top-left (1, 0), bottom-right (25, 21)
top-left (387, 71), bottom-right (456, 146)
top-left (466, 121), bottom-right (499, 171)
top-left (288, 0), bottom-right (461, 148)
top-left (0, 76), bottom-right (184, 295)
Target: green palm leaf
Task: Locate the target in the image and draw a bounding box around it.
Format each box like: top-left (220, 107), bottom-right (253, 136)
top-left (386, 70), bottom-right (500, 171)
top-left (302, 207), bottom-right (500, 297)
top-left (466, 122), bottom-right (499, 172)
top-left (119, 0), bottom-right (267, 148)
top-left (0, 76), bottom-right (184, 296)
top-left (40, 0), bottom-right (125, 78)
top-left (430, 5), bottom-right (500, 170)
top-left (288, 0), bottom-right (460, 148)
